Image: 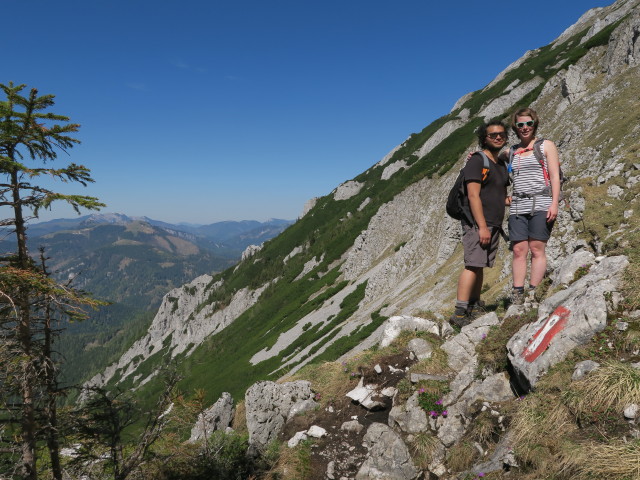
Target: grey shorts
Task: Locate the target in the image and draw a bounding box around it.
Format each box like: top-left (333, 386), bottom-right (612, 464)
top-left (508, 211), bottom-right (555, 242)
top-left (462, 223), bottom-right (501, 268)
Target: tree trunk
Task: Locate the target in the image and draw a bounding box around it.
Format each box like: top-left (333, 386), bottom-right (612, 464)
top-left (12, 169), bottom-right (38, 480)
top-left (41, 251), bottom-right (62, 480)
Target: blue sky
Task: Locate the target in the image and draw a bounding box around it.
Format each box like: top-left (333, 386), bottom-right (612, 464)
top-left (3, 0), bottom-right (611, 225)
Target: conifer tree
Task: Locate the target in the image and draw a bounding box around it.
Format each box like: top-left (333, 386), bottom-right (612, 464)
top-left (0, 82), bottom-right (104, 479)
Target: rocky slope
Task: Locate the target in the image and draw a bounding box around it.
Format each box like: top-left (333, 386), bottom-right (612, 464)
top-left (180, 249), bottom-right (636, 479)
top-left (88, 0), bottom-right (639, 443)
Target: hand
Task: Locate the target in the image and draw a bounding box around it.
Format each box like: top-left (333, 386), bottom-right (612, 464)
top-left (547, 204), bottom-right (558, 222)
top-left (478, 226), bottom-right (491, 246)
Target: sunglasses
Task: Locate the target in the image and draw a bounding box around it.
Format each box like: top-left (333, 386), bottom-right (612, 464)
top-left (515, 120), bottom-right (535, 129)
top-left (487, 132), bottom-right (507, 139)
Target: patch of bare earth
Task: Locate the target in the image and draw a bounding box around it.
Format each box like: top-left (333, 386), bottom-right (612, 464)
top-left (280, 352), bottom-right (416, 480)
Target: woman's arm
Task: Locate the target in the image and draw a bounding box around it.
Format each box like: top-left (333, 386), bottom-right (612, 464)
top-left (544, 140), bottom-right (561, 221)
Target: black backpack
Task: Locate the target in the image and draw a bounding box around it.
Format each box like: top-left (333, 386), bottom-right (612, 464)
top-left (445, 152), bottom-right (491, 225)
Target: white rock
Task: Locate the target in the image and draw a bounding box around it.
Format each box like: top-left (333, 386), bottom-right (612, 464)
top-left (307, 425), bottom-right (327, 438)
top-left (341, 420), bottom-right (364, 434)
top-left (572, 360), bottom-right (600, 381)
top-left (241, 244), bottom-right (262, 261)
top-left (288, 431), bottom-right (308, 448)
top-left (617, 321), bottom-right (629, 331)
top-left (283, 245), bottom-right (304, 263)
top-left (381, 387), bottom-right (397, 398)
top-left (407, 338), bottom-right (433, 360)
top-left (358, 197), bottom-right (371, 211)
top-left (334, 180), bottom-right (364, 201)
top-left (346, 378), bottom-right (385, 410)
top-left (607, 185), bottom-right (624, 199)
top-left (509, 256), bottom-right (629, 391)
top-left (624, 404), bottom-right (639, 420)
top-left (326, 460), bottom-right (336, 479)
top-left (381, 160), bottom-right (407, 180)
top-left (189, 392), bottom-right (234, 442)
top-left (379, 316), bottom-right (439, 348)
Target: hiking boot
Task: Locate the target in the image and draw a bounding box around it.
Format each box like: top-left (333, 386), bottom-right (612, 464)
top-left (509, 290), bottom-right (525, 306)
top-left (467, 300), bottom-right (487, 319)
top-left (524, 289), bottom-right (538, 307)
top-left (449, 309), bottom-right (472, 328)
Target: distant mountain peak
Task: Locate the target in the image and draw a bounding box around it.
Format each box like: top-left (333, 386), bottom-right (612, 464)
top-left (80, 213), bottom-right (133, 226)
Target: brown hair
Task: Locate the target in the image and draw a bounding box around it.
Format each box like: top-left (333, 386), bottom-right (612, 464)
top-left (511, 107), bottom-right (539, 135)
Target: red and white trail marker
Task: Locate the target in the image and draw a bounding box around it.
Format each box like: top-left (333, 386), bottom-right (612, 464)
top-left (521, 306), bottom-right (571, 363)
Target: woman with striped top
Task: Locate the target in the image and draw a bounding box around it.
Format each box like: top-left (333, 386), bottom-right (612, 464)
top-left (508, 107), bottom-right (561, 304)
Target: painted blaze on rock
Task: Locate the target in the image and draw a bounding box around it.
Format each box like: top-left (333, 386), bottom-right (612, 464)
top-left (521, 306), bottom-right (571, 362)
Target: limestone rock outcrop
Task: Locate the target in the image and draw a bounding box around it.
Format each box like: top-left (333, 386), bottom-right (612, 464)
top-left (84, 275), bottom-right (271, 391)
top-left (333, 180), bottom-right (364, 201)
top-left (355, 423), bottom-right (420, 480)
top-left (189, 392), bottom-right (235, 442)
top-left (508, 255), bottom-right (629, 391)
top-left (245, 380), bottom-right (317, 455)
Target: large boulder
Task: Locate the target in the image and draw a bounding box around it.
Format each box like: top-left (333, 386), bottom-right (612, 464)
top-left (441, 312), bottom-right (500, 371)
top-left (379, 315), bottom-right (439, 348)
top-left (458, 373), bottom-right (514, 406)
top-left (438, 374), bottom-right (513, 448)
top-left (550, 248), bottom-right (596, 287)
top-left (245, 380), bottom-right (316, 455)
top-left (355, 423), bottom-right (420, 480)
top-left (388, 391), bottom-right (428, 434)
top-left (189, 392), bottom-right (234, 442)
top-left (507, 255), bottom-right (628, 391)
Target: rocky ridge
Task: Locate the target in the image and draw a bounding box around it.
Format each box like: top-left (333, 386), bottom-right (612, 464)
top-left (84, 275), bottom-right (271, 389)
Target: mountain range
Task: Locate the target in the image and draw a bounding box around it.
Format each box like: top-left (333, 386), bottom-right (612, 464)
top-left (1, 214), bottom-right (293, 385)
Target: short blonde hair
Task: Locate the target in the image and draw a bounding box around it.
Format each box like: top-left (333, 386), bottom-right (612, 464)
top-left (511, 107), bottom-right (539, 135)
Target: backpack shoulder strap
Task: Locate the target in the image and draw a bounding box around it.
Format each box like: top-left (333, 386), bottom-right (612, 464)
top-left (476, 151), bottom-right (491, 183)
top-left (532, 138), bottom-right (550, 186)
top-left (508, 145), bottom-right (518, 171)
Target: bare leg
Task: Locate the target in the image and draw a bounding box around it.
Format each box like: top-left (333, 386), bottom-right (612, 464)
top-left (457, 266), bottom-right (482, 302)
top-left (512, 241), bottom-right (529, 288)
top-left (471, 267), bottom-right (483, 302)
top-left (529, 239), bottom-right (548, 286)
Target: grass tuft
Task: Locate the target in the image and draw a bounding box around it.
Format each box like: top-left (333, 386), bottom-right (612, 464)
top-left (286, 360), bottom-right (354, 406)
top-left (265, 440), bottom-right (313, 480)
top-left (564, 361), bottom-right (640, 418)
top-left (447, 441), bottom-right (479, 473)
top-left (560, 440), bottom-right (640, 479)
top-left (409, 432), bottom-right (441, 470)
top-left (510, 392), bottom-right (577, 471)
top-left (476, 311), bottom-right (537, 374)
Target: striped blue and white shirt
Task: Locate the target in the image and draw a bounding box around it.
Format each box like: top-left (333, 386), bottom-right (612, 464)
top-left (510, 141), bottom-right (552, 215)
